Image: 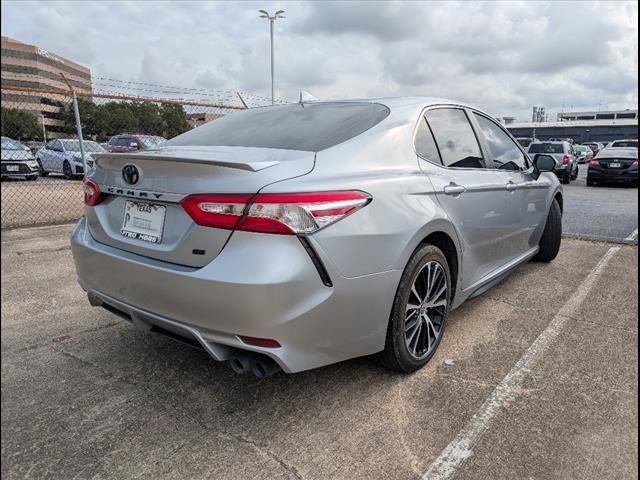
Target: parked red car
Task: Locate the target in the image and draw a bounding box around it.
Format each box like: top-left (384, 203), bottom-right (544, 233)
top-left (106, 134), bottom-right (166, 153)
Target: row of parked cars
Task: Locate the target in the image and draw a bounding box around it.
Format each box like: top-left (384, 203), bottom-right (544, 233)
top-left (521, 139), bottom-right (637, 186)
top-left (1, 134), bottom-right (166, 181)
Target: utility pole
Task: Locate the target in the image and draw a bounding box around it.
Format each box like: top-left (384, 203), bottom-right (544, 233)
top-left (258, 9), bottom-right (285, 105)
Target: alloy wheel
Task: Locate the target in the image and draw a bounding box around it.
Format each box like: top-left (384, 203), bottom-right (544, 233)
top-left (404, 261), bottom-right (448, 360)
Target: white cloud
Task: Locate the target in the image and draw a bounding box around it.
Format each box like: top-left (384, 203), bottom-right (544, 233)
top-left (2, 0), bottom-right (637, 120)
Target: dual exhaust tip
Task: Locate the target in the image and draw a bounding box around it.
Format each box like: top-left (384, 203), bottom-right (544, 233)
top-left (229, 352), bottom-right (280, 379)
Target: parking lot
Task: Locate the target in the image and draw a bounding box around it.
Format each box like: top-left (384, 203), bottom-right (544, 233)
top-left (1, 177), bottom-right (637, 479)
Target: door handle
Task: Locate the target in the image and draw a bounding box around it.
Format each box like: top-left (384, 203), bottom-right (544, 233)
top-left (443, 184), bottom-right (466, 195)
top-left (505, 181), bottom-right (519, 191)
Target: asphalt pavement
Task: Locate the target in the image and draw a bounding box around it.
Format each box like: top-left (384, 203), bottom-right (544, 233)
top-left (1, 221), bottom-right (637, 480)
top-left (563, 164), bottom-right (638, 244)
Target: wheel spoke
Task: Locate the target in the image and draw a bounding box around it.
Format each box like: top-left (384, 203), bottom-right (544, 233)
top-left (429, 299), bottom-right (447, 309)
top-left (428, 283), bottom-right (447, 304)
top-left (405, 313), bottom-right (420, 333)
top-left (411, 284), bottom-right (423, 304)
top-left (407, 320), bottom-right (422, 354)
top-left (406, 302), bottom-right (420, 313)
top-left (422, 313), bottom-right (432, 351)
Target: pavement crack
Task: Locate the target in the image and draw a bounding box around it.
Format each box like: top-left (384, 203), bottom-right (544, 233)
top-left (562, 314), bottom-right (637, 333)
top-left (15, 246), bottom-right (71, 256)
top-left (217, 430), bottom-right (304, 480)
top-left (59, 350), bottom-right (113, 378)
top-left (481, 295), bottom-right (540, 313)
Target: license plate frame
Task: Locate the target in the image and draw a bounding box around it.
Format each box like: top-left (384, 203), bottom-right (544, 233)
top-left (6, 165), bottom-right (19, 172)
top-left (121, 201), bottom-right (166, 244)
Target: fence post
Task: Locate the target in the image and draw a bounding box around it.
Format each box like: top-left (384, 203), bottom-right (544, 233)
top-left (60, 73), bottom-right (87, 177)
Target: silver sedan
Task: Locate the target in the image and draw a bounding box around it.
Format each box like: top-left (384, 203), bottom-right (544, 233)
top-left (71, 98), bottom-right (563, 377)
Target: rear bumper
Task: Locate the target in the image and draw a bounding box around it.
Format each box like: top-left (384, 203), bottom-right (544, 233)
top-left (587, 167), bottom-right (638, 183)
top-left (70, 217), bottom-right (400, 372)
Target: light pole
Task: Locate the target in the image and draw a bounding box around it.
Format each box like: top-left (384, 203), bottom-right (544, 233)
top-left (258, 9), bottom-right (285, 105)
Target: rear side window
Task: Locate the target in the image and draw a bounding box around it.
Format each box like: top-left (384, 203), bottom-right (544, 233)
top-left (425, 108), bottom-right (484, 168)
top-left (414, 117), bottom-right (441, 164)
top-left (474, 113), bottom-right (529, 171)
top-left (167, 102), bottom-right (390, 152)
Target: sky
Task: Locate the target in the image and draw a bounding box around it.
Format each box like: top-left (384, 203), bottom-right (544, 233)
top-left (2, 0), bottom-right (638, 120)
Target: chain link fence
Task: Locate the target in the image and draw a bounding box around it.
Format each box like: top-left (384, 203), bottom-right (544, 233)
top-left (1, 74), bottom-right (278, 228)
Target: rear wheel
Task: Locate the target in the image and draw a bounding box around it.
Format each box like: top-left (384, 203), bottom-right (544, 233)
top-left (533, 199), bottom-right (562, 262)
top-left (586, 178), bottom-right (595, 187)
top-left (380, 244), bottom-right (451, 373)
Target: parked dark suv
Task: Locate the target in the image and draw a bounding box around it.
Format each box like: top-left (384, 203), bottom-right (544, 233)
top-left (107, 134), bottom-right (166, 153)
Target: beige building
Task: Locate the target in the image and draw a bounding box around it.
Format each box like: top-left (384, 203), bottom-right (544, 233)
top-left (1, 36), bottom-right (92, 137)
top-left (186, 112), bottom-right (223, 129)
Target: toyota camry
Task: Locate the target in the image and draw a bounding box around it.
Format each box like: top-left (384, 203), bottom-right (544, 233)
top-left (71, 98), bottom-right (563, 377)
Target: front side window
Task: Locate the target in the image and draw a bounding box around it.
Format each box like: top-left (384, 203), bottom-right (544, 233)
top-left (414, 117), bottom-right (441, 164)
top-left (474, 113), bottom-right (529, 171)
top-left (425, 108), bottom-right (484, 168)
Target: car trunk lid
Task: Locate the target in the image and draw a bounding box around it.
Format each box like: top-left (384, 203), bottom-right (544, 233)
top-left (85, 146), bottom-right (315, 267)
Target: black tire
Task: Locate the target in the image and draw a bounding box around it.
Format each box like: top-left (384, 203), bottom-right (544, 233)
top-left (379, 244), bottom-right (452, 373)
top-left (561, 173), bottom-right (570, 184)
top-left (571, 165), bottom-right (579, 180)
top-left (63, 161), bottom-right (73, 180)
top-left (586, 178), bottom-right (595, 187)
top-left (37, 158), bottom-right (49, 177)
top-left (533, 199), bottom-right (562, 262)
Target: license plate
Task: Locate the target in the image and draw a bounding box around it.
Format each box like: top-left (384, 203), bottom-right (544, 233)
top-left (121, 201), bottom-right (166, 243)
top-left (6, 165), bottom-right (19, 172)
top-left (609, 162), bottom-right (622, 168)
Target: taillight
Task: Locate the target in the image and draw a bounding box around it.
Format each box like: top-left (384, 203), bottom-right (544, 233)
top-left (632, 159), bottom-right (638, 167)
top-left (181, 191), bottom-right (371, 235)
top-left (590, 158), bottom-right (600, 166)
top-left (562, 155), bottom-right (570, 165)
top-left (180, 194), bottom-right (252, 229)
top-left (82, 178), bottom-right (104, 206)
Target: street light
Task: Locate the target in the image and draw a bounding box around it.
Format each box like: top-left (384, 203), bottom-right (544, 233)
top-left (258, 9), bottom-right (285, 105)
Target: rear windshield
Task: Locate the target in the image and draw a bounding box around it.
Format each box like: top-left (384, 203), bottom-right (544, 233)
top-left (166, 102), bottom-right (391, 152)
top-left (528, 143), bottom-right (564, 154)
top-left (611, 140), bottom-right (638, 148)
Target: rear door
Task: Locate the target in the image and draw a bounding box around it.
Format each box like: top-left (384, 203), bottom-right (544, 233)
top-left (418, 107), bottom-right (514, 288)
top-left (86, 146), bottom-right (315, 267)
top-left (470, 111), bottom-right (549, 258)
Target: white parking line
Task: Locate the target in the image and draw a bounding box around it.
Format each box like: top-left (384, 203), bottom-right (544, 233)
top-left (625, 228), bottom-right (638, 243)
top-left (422, 246), bottom-right (621, 480)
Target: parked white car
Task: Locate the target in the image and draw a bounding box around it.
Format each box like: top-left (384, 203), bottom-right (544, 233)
top-left (36, 139), bottom-right (106, 179)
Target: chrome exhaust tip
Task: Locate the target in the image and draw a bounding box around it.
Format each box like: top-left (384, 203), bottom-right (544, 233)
top-left (250, 357), bottom-right (280, 379)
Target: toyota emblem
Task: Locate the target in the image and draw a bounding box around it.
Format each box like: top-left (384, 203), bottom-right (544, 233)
top-left (122, 164), bottom-right (140, 185)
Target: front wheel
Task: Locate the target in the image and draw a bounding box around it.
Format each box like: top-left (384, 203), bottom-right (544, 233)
top-left (62, 161), bottom-right (73, 180)
top-left (36, 158), bottom-right (49, 177)
top-left (533, 199), bottom-right (562, 262)
top-left (380, 244), bottom-right (451, 373)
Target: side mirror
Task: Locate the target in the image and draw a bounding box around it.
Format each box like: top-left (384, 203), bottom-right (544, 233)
top-left (532, 154), bottom-right (556, 179)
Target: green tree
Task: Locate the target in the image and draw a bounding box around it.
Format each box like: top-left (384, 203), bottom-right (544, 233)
top-left (0, 108), bottom-right (42, 140)
top-left (60, 97), bottom-right (101, 136)
top-left (160, 103), bottom-right (190, 138)
top-left (131, 102), bottom-right (164, 136)
top-left (98, 102), bottom-right (139, 137)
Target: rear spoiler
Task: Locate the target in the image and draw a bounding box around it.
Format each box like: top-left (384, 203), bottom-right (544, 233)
top-left (93, 148), bottom-right (280, 172)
